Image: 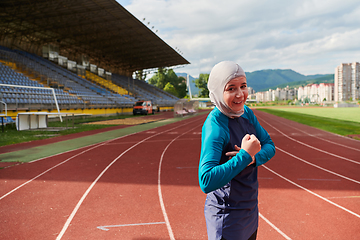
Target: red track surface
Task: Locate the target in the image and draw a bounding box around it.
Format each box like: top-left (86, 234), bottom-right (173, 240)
top-left (0, 110), bottom-right (359, 239)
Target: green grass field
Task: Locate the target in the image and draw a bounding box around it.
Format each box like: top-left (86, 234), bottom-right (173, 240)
top-left (268, 107), bottom-right (360, 123)
top-left (257, 107), bottom-right (360, 139)
top-left (1, 107), bottom-right (359, 148)
top-left (0, 114), bottom-right (139, 147)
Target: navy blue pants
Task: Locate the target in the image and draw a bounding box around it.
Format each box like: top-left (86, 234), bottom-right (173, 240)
top-left (220, 229), bottom-right (257, 240)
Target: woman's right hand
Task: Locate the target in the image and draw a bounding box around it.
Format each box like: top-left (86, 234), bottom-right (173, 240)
top-left (241, 134), bottom-right (261, 157)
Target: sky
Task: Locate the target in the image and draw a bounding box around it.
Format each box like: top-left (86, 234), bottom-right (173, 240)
top-left (117, 0), bottom-right (360, 78)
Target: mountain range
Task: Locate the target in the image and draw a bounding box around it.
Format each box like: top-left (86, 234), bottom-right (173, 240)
top-left (177, 69), bottom-right (334, 94)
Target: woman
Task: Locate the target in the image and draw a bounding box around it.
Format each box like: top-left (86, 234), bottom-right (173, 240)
top-left (198, 61), bottom-right (275, 240)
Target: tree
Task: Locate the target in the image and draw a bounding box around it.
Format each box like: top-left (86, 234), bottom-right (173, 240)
top-left (163, 82), bottom-right (177, 96)
top-left (147, 75), bottom-right (158, 86)
top-left (167, 69), bottom-right (179, 86)
top-left (147, 68), bottom-right (188, 98)
top-left (166, 69), bottom-right (187, 98)
top-left (176, 77), bottom-right (187, 98)
top-left (148, 67), bottom-right (166, 89)
top-left (195, 73), bottom-right (210, 97)
top-left (157, 67), bottom-right (167, 89)
top-left (135, 70), bottom-right (147, 81)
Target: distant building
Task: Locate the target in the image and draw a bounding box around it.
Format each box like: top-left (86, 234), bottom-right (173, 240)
top-left (318, 83), bottom-right (334, 102)
top-left (335, 62), bottom-right (360, 102)
top-left (298, 84), bottom-right (311, 102)
top-left (253, 86), bottom-right (297, 102)
top-left (298, 83), bottom-right (334, 103)
top-left (247, 87), bottom-right (256, 101)
top-left (254, 91), bottom-right (266, 102)
top-left (251, 81), bottom-right (336, 104)
top-left (247, 86), bottom-right (255, 95)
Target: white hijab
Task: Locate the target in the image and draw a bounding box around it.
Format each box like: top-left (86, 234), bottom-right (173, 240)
top-left (208, 61), bottom-right (246, 118)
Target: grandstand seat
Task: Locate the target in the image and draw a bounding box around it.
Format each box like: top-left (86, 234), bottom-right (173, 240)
top-left (1, 47), bottom-right (180, 109)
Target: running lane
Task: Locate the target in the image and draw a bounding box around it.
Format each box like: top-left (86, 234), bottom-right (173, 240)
top-left (1, 109), bottom-right (359, 239)
top-left (0, 113), bottom-right (208, 239)
top-left (254, 109), bottom-right (360, 240)
top-left (55, 114), bottom-right (208, 239)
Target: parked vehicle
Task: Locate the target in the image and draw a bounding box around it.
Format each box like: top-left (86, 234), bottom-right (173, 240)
top-left (133, 100), bottom-right (155, 115)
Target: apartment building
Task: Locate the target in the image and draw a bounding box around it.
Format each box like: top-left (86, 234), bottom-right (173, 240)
top-left (297, 83), bottom-right (334, 103)
top-left (318, 83), bottom-right (334, 102)
top-left (298, 85), bottom-right (311, 102)
top-left (252, 83), bottom-right (332, 103)
top-left (335, 62), bottom-right (360, 101)
top-left (254, 86), bottom-right (297, 102)
top-left (254, 91), bottom-right (271, 102)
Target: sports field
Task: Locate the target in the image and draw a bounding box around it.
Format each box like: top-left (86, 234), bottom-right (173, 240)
top-left (256, 106), bottom-right (360, 139)
top-left (1, 109), bottom-right (359, 239)
top-left (268, 106), bottom-right (360, 123)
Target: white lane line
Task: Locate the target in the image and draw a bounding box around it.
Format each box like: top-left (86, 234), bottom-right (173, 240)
top-left (29, 132), bottom-right (138, 164)
top-left (56, 138), bottom-right (152, 240)
top-left (259, 212), bottom-right (292, 240)
top-left (1, 131), bottom-right (141, 200)
top-left (259, 117), bottom-right (360, 165)
top-left (158, 123), bottom-right (203, 240)
top-left (276, 147), bottom-right (360, 185)
top-left (0, 117), bottom-right (202, 200)
top-left (273, 118), bottom-right (360, 152)
top-left (0, 141), bottom-right (111, 200)
top-left (56, 118), bottom-right (203, 240)
top-left (262, 165), bottom-right (360, 219)
top-left (97, 222), bottom-right (165, 231)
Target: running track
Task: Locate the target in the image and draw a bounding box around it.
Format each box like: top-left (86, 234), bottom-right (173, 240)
top-left (0, 109), bottom-right (359, 239)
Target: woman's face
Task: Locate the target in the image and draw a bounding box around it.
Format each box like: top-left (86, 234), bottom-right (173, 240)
top-left (223, 76), bottom-right (248, 112)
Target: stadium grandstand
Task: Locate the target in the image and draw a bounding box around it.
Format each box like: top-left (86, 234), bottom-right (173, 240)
top-left (0, 0), bottom-right (190, 121)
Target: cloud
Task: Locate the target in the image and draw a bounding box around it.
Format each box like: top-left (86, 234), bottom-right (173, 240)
top-left (118, 0), bottom-right (360, 77)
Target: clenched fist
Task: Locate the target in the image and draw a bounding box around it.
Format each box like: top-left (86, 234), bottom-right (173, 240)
top-left (241, 134), bottom-right (261, 157)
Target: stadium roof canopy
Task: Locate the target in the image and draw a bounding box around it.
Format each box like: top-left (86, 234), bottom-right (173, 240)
top-left (0, 0), bottom-right (189, 75)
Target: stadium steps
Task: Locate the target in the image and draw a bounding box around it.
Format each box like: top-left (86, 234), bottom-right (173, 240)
top-left (85, 71), bottom-right (128, 95)
top-left (2, 59), bottom-right (71, 94)
top-left (0, 60), bottom-right (45, 87)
